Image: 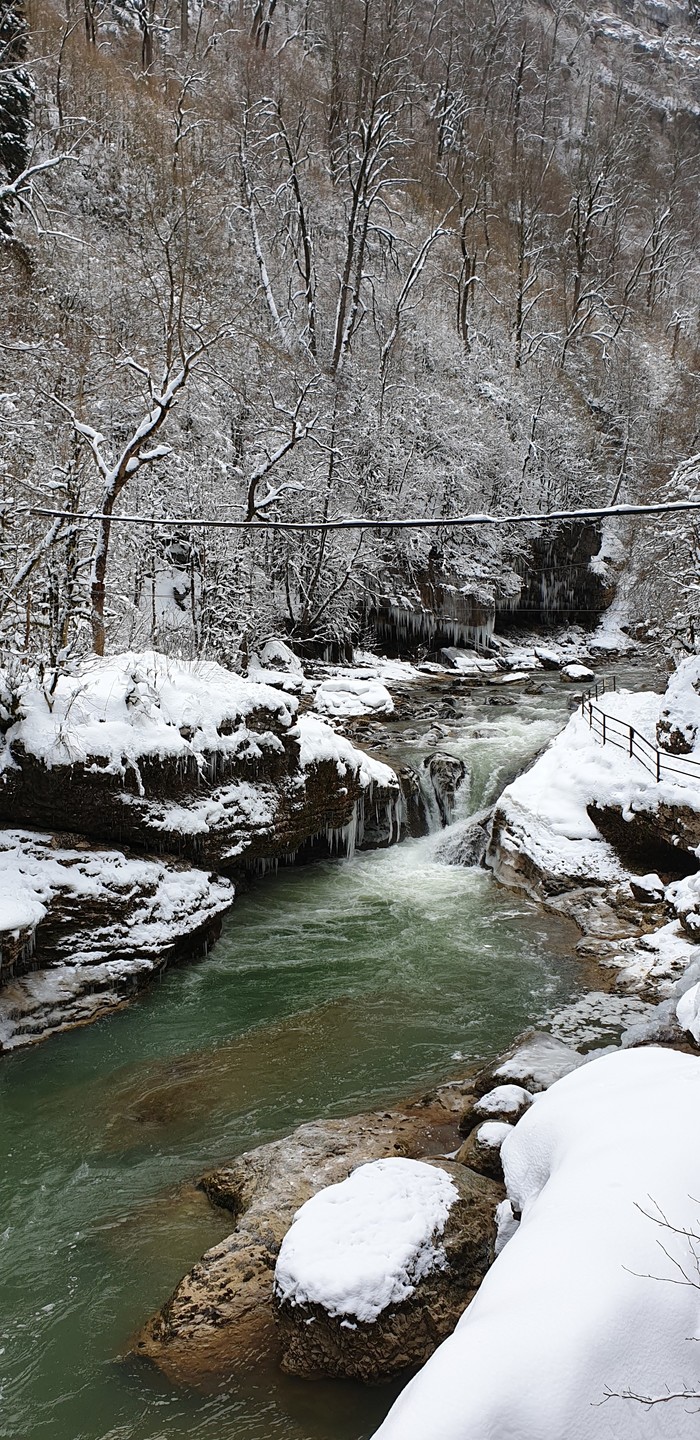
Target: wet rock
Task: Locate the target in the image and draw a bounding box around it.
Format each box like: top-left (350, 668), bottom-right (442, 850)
top-left (274, 1161), bottom-right (502, 1382)
top-left (135, 1094), bottom-right (469, 1387)
top-left (543, 886), bottom-right (641, 939)
top-left (422, 752), bottom-right (468, 827)
top-left (397, 764), bottom-right (429, 838)
top-left (433, 809), bottom-right (492, 868)
top-left (455, 1123), bottom-right (513, 1181)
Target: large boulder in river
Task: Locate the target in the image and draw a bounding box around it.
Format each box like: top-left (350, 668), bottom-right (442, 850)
top-left (273, 1158), bottom-right (502, 1381)
top-left (0, 653), bottom-right (400, 872)
top-left (422, 752), bottom-right (468, 826)
top-left (135, 1086), bottom-right (477, 1387)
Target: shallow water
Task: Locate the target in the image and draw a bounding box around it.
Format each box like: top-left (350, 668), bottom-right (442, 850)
top-left (0, 671), bottom-right (652, 1440)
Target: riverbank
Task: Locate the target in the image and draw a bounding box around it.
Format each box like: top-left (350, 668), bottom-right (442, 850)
top-left (132, 656), bottom-right (700, 1430)
top-left (0, 633), bottom-right (631, 1050)
top-left (1, 646), bottom-right (635, 1440)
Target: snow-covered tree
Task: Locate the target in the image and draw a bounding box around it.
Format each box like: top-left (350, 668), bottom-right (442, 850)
top-left (0, 0), bottom-right (32, 236)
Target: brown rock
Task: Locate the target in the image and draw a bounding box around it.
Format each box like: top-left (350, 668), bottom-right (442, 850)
top-left (455, 1124), bottom-right (512, 1181)
top-left (274, 1162), bottom-right (502, 1382)
top-left (134, 1096), bottom-right (467, 1388)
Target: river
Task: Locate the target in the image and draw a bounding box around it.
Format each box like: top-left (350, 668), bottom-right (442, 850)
top-left (0, 669), bottom-right (653, 1440)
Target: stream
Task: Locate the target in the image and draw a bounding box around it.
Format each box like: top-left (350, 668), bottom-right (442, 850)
top-left (0, 668), bottom-right (653, 1440)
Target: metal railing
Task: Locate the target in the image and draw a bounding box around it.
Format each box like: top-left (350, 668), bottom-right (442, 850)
top-left (581, 679), bottom-right (700, 785)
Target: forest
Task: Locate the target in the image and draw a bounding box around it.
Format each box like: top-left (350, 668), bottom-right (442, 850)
top-left (1, 0), bottom-right (699, 672)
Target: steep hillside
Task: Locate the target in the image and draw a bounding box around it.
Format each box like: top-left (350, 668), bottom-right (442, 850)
top-left (1, 0), bottom-right (698, 662)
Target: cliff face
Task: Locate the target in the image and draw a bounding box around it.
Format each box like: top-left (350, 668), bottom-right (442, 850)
top-left (0, 653), bottom-right (401, 872)
top-left (366, 523), bottom-right (616, 659)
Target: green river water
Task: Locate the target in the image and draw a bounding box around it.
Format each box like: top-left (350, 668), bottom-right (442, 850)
top-left (0, 676), bottom-right (651, 1440)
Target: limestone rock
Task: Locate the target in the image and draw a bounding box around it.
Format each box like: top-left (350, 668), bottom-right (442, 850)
top-left (0, 828), bottom-right (232, 1050)
top-left (135, 1094), bottom-right (469, 1388)
top-left (459, 1084), bottom-right (532, 1136)
top-left (422, 751), bottom-right (468, 827)
top-left (475, 1031), bottom-right (584, 1095)
top-left (274, 1161), bottom-right (502, 1382)
top-left (588, 801), bottom-right (700, 869)
top-left (433, 809), bottom-right (492, 868)
top-left (0, 654), bottom-right (401, 873)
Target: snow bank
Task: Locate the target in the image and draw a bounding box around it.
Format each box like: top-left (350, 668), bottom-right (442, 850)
top-left (296, 714), bottom-right (397, 792)
top-left (676, 981), bottom-right (700, 1041)
top-left (373, 1047), bottom-right (700, 1440)
top-left (494, 686), bottom-right (700, 892)
top-left (0, 651), bottom-right (296, 777)
top-left (274, 1158), bottom-right (458, 1323)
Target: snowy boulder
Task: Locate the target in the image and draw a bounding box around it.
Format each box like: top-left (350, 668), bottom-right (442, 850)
top-left (456, 1122), bottom-right (513, 1181)
top-left (258, 639), bottom-right (302, 673)
top-left (656, 655), bottom-right (700, 754)
top-left (273, 1157), bottom-right (502, 1381)
top-left (561, 662), bottom-right (595, 681)
top-left (313, 677), bottom-right (394, 718)
top-left (247, 640), bottom-right (307, 693)
top-left (372, 1047), bottom-right (700, 1440)
top-left (487, 1031), bottom-right (584, 1092)
top-left (629, 872), bottom-right (665, 904)
top-left (459, 1084), bottom-right (533, 1137)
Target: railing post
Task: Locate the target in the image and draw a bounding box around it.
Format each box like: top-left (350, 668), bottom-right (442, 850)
top-left (656, 749), bottom-right (661, 783)
top-left (629, 725), bottom-right (633, 758)
top-left (602, 712), bottom-right (606, 745)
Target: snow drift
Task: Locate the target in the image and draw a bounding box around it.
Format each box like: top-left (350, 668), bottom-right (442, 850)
top-left (372, 1046), bottom-right (700, 1440)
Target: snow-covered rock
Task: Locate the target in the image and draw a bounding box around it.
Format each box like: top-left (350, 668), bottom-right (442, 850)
top-left (456, 1120), bottom-right (513, 1180)
top-left (0, 653), bottom-right (401, 869)
top-left (657, 654), bottom-right (700, 753)
top-left (475, 1083), bottom-right (533, 1119)
top-left (0, 828), bottom-right (233, 1049)
top-left (275, 1158), bottom-right (459, 1323)
top-left (136, 1086), bottom-right (495, 1388)
top-left (561, 662), bottom-right (595, 681)
top-left (273, 1157), bottom-right (502, 1380)
top-left (312, 676), bottom-right (395, 717)
top-left (373, 1046), bottom-right (700, 1440)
